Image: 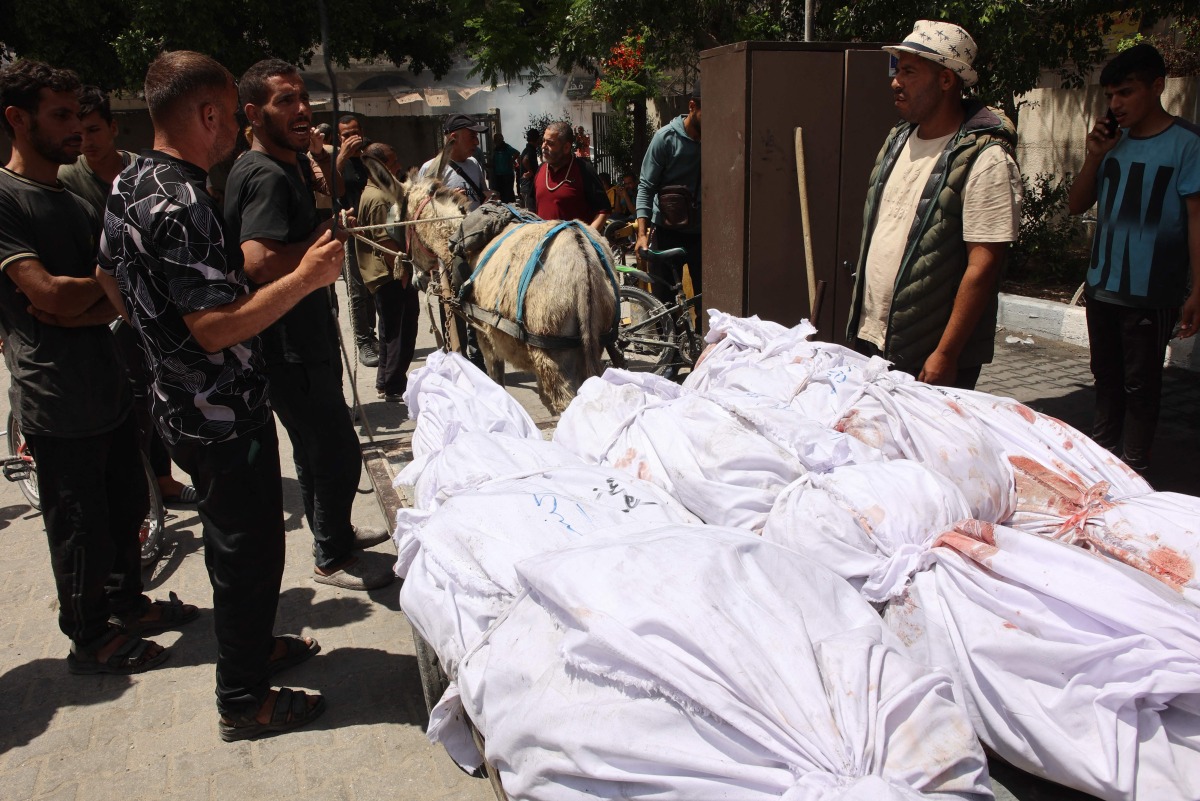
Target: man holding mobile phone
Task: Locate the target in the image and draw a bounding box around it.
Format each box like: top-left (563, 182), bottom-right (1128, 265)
top-left (336, 114), bottom-right (380, 367)
top-left (1067, 43), bottom-right (1200, 473)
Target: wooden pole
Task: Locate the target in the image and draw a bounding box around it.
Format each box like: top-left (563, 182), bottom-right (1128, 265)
top-left (794, 127), bottom-right (818, 320)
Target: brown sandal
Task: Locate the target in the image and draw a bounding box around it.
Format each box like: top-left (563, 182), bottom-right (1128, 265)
top-left (67, 633), bottom-right (168, 675)
top-left (219, 687), bottom-right (326, 742)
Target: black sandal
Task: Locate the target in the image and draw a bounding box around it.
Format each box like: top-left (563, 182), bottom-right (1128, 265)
top-left (267, 635), bottom-right (321, 677)
top-left (115, 591), bottom-right (200, 636)
top-left (67, 633), bottom-right (169, 675)
top-left (219, 687), bottom-right (326, 743)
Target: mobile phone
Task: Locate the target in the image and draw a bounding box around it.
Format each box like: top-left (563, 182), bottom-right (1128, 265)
top-left (1104, 109), bottom-right (1119, 138)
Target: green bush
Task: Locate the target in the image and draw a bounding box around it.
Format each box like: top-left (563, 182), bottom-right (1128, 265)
top-left (1010, 172), bottom-right (1087, 284)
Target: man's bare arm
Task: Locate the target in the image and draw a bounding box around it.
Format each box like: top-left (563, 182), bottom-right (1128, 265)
top-left (919, 241), bottom-right (1006, 385)
top-left (185, 231), bottom-right (344, 352)
top-left (589, 212), bottom-right (608, 232)
top-left (1067, 116), bottom-right (1122, 215)
top-left (28, 293), bottom-right (121, 328)
top-left (5, 258), bottom-right (106, 316)
top-left (95, 267), bottom-right (130, 323)
top-left (241, 218), bottom-right (349, 284)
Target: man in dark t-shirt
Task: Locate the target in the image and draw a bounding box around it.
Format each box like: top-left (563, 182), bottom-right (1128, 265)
top-left (491, 132), bottom-right (520, 203)
top-left (0, 59), bottom-right (197, 676)
top-left (98, 51), bottom-right (344, 740)
top-left (519, 127), bottom-right (541, 210)
top-left (226, 59), bottom-right (391, 591)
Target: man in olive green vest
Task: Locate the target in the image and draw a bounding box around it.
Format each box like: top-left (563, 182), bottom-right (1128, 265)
top-left (846, 20), bottom-right (1021, 390)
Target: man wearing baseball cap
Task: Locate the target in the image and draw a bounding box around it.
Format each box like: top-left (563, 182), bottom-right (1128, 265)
top-left (418, 112), bottom-right (491, 211)
top-left (846, 20), bottom-right (1021, 390)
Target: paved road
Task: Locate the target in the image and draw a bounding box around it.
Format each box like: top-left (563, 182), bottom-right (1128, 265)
top-left (0, 287), bottom-right (1194, 801)
top-left (0, 285), bottom-right (496, 801)
top-left (978, 325), bottom-right (1198, 496)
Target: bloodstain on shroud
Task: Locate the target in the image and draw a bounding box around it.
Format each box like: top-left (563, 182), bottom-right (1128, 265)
top-left (1009, 457), bottom-right (1195, 592)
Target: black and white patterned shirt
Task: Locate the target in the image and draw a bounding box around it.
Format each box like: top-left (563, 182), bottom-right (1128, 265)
top-left (98, 151), bottom-right (270, 444)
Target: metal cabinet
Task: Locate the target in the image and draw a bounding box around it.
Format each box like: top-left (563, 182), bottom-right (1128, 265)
top-left (701, 41), bottom-right (898, 340)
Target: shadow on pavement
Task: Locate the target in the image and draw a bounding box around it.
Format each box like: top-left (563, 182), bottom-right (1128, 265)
top-left (0, 502), bottom-right (31, 531)
top-left (280, 476), bottom-right (308, 533)
top-left (1019, 386), bottom-right (1199, 496)
top-left (0, 658), bottom-right (134, 754)
top-left (278, 585), bottom-right (376, 630)
top-left (988, 754), bottom-right (1101, 801)
top-left (304, 647), bottom-right (427, 730)
top-left (143, 518), bottom-right (203, 590)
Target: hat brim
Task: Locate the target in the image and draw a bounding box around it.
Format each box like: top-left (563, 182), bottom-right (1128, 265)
top-left (446, 122), bottom-right (488, 134)
top-left (884, 43), bottom-right (978, 88)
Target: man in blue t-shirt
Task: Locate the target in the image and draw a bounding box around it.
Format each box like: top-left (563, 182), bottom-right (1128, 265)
top-left (1068, 44), bottom-right (1200, 473)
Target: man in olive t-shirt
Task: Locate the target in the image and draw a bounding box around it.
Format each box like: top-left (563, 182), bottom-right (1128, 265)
top-left (56, 85), bottom-right (134, 215)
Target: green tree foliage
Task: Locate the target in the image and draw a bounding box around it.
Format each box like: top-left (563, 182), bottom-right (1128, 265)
top-left (0, 0), bottom-right (466, 90)
top-left (822, 2), bottom-right (1194, 108)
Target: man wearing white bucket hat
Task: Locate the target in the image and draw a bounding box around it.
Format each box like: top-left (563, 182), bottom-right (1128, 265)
top-left (847, 20), bottom-right (1021, 390)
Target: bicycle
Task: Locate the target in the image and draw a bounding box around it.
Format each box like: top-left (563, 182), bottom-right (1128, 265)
top-left (2, 411), bottom-right (167, 568)
top-left (605, 247), bottom-right (704, 379)
top-left (602, 219), bottom-right (639, 275)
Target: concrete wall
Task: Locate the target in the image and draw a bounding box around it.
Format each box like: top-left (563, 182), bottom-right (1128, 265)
top-left (1016, 76), bottom-right (1199, 182)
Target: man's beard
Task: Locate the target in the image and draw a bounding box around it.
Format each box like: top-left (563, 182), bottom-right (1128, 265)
top-left (261, 110), bottom-right (307, 153)
top-left (207, 131), bottom-right (237, 166)
top-left (30, 121), bottom-right (79, 165)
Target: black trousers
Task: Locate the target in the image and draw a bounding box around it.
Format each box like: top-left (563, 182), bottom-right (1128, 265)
top-left (374, 279), bottom-right (420, 396)
top-left (650, 228), bottom-right (703, 307)
top-left (494, 172), bottom-right (516, 203)
top-left (343, 247), bottom-right (377, 346)
top-left (169, 424), bottom-right (283, 718)
top-left (115, 320), bottom-right (174, 478)
top-left (1086, 297), bottom-right (1178, 468)
top-left (265, 359), bottom-right (362, 568)
top-left (25, 413), bottom-right (147, 649)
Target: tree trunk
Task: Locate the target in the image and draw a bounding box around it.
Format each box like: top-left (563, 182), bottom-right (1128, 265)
top-left (632, 95), bottom-right (648, 173)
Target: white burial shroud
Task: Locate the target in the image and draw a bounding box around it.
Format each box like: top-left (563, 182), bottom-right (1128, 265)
top-left (393, 351), bottom-right (992, 799)
top-left (456, 526), bottom-right (993, 801)
top-left (764, 461), bottom-right (1200, 801)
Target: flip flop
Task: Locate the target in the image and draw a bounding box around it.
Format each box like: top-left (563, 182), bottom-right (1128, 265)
top-left (268, 634), bottom-right (321, 677)
top-left (219, 687), bottom-right (325, 743)
top-left (163, 485), bottom-right (198, 504)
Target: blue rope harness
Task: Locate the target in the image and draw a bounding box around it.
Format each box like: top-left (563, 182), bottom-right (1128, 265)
top-left (458, 214), bottom-right (621, 333)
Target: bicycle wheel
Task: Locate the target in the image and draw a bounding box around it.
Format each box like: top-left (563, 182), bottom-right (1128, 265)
top-left (139, 452), bottom-right (166, 568)
top-left (606, 286), bottom-right (677, 375)
top-left (6, 412), bottom-right (40, 511)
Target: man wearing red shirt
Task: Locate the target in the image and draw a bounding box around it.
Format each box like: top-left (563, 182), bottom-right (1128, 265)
top-left (534, 121), bottom-right (610, 229)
